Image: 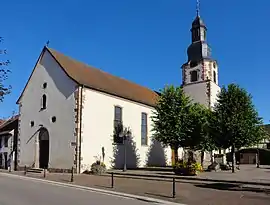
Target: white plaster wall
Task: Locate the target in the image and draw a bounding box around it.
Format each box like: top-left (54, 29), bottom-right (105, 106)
top-left (80, 88), bottom-right (172, 172)
top-left (18, 49), bottom-right (77, 169)
top-left (183, 82), bottom-right (209, 107)
top-left (210, 82), bottom-right (221, 109)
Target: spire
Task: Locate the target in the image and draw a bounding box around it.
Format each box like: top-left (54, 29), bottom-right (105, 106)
top-left (196, 0), bottom-right (200, 17)
top-left (186, 0), bottom-right (211, 62)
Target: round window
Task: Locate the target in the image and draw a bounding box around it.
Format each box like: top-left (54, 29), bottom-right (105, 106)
top-left (52, 116), bottom-right (56, 123)
top-left (43, 82), bottom-right (47, 89)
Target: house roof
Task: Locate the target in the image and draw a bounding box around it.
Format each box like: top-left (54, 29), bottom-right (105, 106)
top-left (0, 119), bottom-right (5, 125)
top-left (47, 47), bottom-right (159, 107)
top-left (18, 46), bottom-right (159, 107)
top-left (0, 115), bottom-right (19, 130)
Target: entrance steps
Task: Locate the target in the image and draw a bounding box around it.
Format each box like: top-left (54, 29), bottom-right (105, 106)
top-left (27, 168), bottom-right (44, 174)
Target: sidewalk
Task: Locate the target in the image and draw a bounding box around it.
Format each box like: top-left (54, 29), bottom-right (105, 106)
top-left (109, 165), bottom-right (270, 186)
top-left (1, 170), bottom-right (270, 205)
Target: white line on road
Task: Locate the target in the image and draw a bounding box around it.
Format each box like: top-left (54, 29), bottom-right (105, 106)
top-left (0, 172), bottom-right (185, 205)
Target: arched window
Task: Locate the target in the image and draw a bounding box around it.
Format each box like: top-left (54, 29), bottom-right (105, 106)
top-left (190, 70), bottom-right (198, 82)
top-left (42, 94), bottom-right (47, 109)
top-left (213, 71), bottom-right (217, 83)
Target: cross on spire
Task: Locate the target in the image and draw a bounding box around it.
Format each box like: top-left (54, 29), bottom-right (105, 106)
top-left (196, 0), bottom-right (200, 16)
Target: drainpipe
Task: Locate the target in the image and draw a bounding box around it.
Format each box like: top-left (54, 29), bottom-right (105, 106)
top-left (78, 85), bottom-right (84, 174)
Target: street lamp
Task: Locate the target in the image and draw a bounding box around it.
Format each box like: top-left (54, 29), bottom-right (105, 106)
top-left (122, 128), bottom-right (131, 172)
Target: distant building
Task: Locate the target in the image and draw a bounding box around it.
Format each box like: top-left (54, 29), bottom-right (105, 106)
top-left (0, 115), bottom-right (19, 171)
top-left (229, 124), bottom-right (270, 165)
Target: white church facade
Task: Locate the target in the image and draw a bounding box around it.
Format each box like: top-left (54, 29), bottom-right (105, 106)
top-left (16, 47), bottom-right (174, 173)
top-left (16, 12), bottom-right (220, 173)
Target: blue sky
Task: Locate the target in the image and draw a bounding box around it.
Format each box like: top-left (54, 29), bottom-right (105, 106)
top-left (1, 0), bottom-right (269, 122)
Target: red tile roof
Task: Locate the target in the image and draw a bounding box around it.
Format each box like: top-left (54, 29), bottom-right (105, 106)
top-left (47, 47), bottom-right (159, 107)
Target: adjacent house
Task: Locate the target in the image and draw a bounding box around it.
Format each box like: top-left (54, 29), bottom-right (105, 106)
top-left (16, 46), bottom-right (172, 173)
top-left (0, 115), bottom-right (19, 171)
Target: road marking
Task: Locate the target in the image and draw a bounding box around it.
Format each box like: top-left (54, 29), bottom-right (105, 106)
top-left (0, 172), bottom-right (185, 205)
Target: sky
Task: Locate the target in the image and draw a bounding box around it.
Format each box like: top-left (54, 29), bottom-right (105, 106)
top-left (0, 0), bottom-right (269, 122)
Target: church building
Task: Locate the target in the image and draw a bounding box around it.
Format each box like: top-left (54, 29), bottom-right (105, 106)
top-left (16, 7), bottom-right (220, 173)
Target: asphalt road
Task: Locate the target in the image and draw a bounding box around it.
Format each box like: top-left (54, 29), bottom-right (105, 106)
top-left (0, 174), bottom-right (174, 205)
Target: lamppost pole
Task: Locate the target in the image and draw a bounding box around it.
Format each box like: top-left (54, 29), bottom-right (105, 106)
top-left (123, 135), bottom-right (127, 172)
top-left (123, 128), bottom-right (131, 172)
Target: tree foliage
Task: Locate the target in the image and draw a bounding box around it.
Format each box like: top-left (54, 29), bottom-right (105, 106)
top-left (212, 83), bottom-right (265, 149)
top-left (211, 83), bottom-right (266, 172)
top-left (151, 85), bottom-right (194, 161)
top-left (188, 104), bottom-right (217, 152)
top-left (0, 37), bottom-right (11, 102)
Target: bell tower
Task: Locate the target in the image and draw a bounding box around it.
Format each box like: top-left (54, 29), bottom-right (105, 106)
top-left (181, 1), bottom-right (220, 109)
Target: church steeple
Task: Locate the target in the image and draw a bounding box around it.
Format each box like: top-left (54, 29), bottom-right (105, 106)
top-left (196, 0), bottom-right (200, 16)
top-left (191, 16), bottom-right (206, 43)
top-left (187, 0), bottom-right (211, 62)
top-left (181, 0), bottom-right (220, 112)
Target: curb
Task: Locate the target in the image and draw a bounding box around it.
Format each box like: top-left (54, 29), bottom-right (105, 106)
top-left (0, 172), bottom-right (184, 205)
top-left (108, 172), bottom-right (270, 187)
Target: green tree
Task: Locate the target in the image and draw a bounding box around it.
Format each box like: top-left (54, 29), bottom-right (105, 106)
top-left (0, 37), bottom-right (11, 102)
top-left (188, 104), bottom-right (217, 167)
top-left (151, 85), bottom-right (194, 163)
top-left (212, 83), bottom-right (265, 173)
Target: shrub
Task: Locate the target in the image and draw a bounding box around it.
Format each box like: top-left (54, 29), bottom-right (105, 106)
top-left (173, 160), bottom-right (203, 176)
top-left (90, 161), bottom-right (106, 175)
top-left (190, 162), bottom-right (203, 172)
top-left (172, 159), bottom-right (188, 169)
top-left (90, 155), bottom-right (107, 175)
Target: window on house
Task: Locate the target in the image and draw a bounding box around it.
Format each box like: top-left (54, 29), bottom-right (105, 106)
top-left (141, 112), bottom-right (148, 146)
top-left (113, 106), bottom-right (123, 144)
top-left (41, 94), bottom-right (47, 109)
top-left (4, 136), bottom-right (8, 147)
top-left (30, 121), bottom-right (34, 127)
top-left (190, 70), bottom-right (198, 82)
top-left (213, 71), bottom-right (217, 83)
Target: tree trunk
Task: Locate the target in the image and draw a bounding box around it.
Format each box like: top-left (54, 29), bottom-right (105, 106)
top-left (174, 147), bottom-right (179, 163)
top-left (210, 151), bottom-right (214, 163)
top-left (231, 145), bottom-right (235, 173)
top-left (256, 148), bottom-right (260, 168)
top-left (200, 151), bottom-right (204, 168)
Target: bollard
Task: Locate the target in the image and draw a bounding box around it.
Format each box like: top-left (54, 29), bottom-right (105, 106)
top-left (71, 166), bottom-right (74, 182)
top-left (43, 169), bottom-right (46, 178)
top-left (172, 177), bottom-right (176, 198)
top-left (111, 173), bottom-right (114, 188)
top-left (24, 165), bottom-right (27, 175)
